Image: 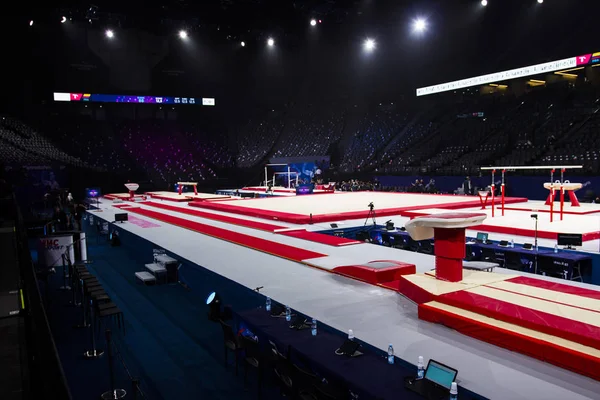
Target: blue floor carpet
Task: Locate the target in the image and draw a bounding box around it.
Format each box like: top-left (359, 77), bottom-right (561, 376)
top-left (33, 225), bottom-right (279, 400)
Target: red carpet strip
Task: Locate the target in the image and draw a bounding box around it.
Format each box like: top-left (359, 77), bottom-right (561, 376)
top-left (114, 206), bottom-right (326, 262)
top-left (139, 201), bottom-right (287, 232)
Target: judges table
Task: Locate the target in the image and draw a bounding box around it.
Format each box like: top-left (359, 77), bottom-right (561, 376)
top-left (369, 228), bottom-right (592, 282)
top-left (466, 242), bottom-right (592, 281)
top-left (236, 308), bottom-right (478, 400)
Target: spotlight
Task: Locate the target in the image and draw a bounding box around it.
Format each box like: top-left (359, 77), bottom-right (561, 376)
top-left (267, 37), bottom-right (275, 47)
top-left (413, 18), bottom-right (427, 33)
top-left (481, 0), bottom-right (488, 6)
top-left (537, 0), bottom-right (543, 3)
top-left (61, 16), bottom-right (67, 23)
top-left (364, 38), bottom-right (376, 52)
top-left (310, 19), bottom-right (317, 26)
top-left (29, 20), bottom-right (34, 26)
top-left (179, 30), bottom-right (188, 39)
top-left (105, 29), bottom-right (114, 38)
top-left (206, 291), bottom-right (222, 321)
top-left (241, 41), bottom-right (246, 47)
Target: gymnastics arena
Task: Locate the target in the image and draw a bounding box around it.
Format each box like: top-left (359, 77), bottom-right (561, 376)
top-left (4, 2), bottom-right (600, 400)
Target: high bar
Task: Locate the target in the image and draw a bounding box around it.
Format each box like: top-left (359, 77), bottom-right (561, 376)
top-left (480, 165), bottom-right (583, 171)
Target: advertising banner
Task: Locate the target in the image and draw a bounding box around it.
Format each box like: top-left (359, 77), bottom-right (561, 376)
top-left (37, 235), bottom-right (75, 267)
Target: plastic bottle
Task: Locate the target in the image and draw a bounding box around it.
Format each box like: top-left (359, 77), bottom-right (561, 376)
top-left (311, 319), bottom-right (317, 336)
top-left (265, 297), bottom-right (271, 312)
top-left (417, 356), bottom-right (425, 379)
top-left (554, 244), bottom-right (558, 253)
top-left (449, 382), bottom-right (458, 400)
top-left (285, 306), bottom-right (291, 322)
top-left (348, 329), bottom-right (354, 340)
top-left (510, 239), bottom-right (514, 248)
top-left (387, 344), bottom-right (395, 365)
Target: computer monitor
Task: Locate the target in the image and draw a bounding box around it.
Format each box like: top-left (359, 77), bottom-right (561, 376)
top-left (476, 232), bottom-right (488, 243)
top-left (115, 213), bottom-right (128, 222)
top-left (557, 233), bottom-right (582, 248)
top-left (424, 359), bottom-right (458, 390)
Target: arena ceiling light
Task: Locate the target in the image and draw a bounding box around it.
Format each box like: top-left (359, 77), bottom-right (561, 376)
top-left (363, 38), bottom-right (376, 52)
top-left (267, 37), bottom-right (275, 47)
top-left (61, 16), bottom-right (67, 23)
top-left (29, 20), bottom-right (33, 26)
top-left (179, 30), bottom-right (188, 39)
top-left (413, 18), bottom-right (427, 33)
top-left (105, 29), bottom-right (114, 38)
top-left (310, 19), bottom-right (317, 26)
top-left (241, 41), bottom-right (246, 47)
top-left (481, 0), bottom-right (488, 6)
top-left (537, 0), bottom-right (543, 3)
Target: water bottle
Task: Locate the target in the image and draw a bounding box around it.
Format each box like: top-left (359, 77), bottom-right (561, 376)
top-left (449, 382), bottom-right (458, 400)
top-left (266, 297), bottom-right (271, 312)
top-left (510, 239), bottom-right (514, 248)
top-left (417, 356), bottom-right (425, 379)
top-left (554, 244), bottom-right (558, 253)
top-left (285, 306), bottom-right (291, 322)
top-left (348, 329), bottom-right (354, 340)
top-left (387, 344), bottom-right (395, 365)
top-left (311, 319), bottom-right (317, 336)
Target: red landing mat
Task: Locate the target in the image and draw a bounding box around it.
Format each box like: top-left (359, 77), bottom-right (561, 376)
top-left (437, 289), bottom-right (600, 351)
top-left (276, 229), bottom-right (360, 246)
top-left (400, 210), bottom-right (600, 241)
top-left (332, 260), bottom-right (416, 285)
top-left (189, 196), bottom-right (528, 224)
top-left (139, 201), bottom-right (287, 232)
top-left (506, 276), bottom-right (600, 300)
top-left (145, 193), bottom-right (191, 202)
top-left (114, 206), bottom-right (326, 263)
top-left (419, 302), bottom-right (600, 382)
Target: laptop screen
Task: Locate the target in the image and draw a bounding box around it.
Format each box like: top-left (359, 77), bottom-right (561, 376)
top-left (476, 232), bottom-right (488, 242)
top-left (425, 360), bottom-right (457, 389)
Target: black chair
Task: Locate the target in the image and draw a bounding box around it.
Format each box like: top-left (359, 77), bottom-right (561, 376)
top-left (292, 364), bottom-right (319, 400)
top-left (240, 335), bottom-right (263, 398)
top-left (219, 319), bottom-right (242, 375)
top-left (480, 247), bottom-right (498, 263)
top-left (268, 342), bottom-right (293, 396)
top-left (504, 251), bottom-right (527, 271)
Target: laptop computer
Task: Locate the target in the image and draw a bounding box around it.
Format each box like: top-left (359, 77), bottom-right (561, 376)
top-left (404, 359), bottom-right (458, 400)
top-left (475, 232), bottom-right (488, 244)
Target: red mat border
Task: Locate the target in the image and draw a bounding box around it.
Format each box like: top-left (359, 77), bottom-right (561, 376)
top-left (189, 196), bottom-right (529, 224)
top-left (419, 303), bottom-right (600, 381)
top-left (139, 201), bottom-right (287, 232)
top-left (502, 206), bottom-right (600, 215)
top-left (401, 210), bottom-right (600, 241)
top-left (276, 229), bottom-right (360, 246)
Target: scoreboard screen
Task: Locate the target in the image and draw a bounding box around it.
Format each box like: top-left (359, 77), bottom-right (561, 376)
top-left (53, 92), bottom-right (215, 106)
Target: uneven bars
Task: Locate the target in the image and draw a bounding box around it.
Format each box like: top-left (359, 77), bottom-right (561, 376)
top-left (480, 165), bottom-right (582, 170)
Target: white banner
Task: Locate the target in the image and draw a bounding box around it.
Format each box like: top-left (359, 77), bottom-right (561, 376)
top-left (416, 56), bottom-right (577, 97)
top-left (37, 235), bottom-right (75, 267)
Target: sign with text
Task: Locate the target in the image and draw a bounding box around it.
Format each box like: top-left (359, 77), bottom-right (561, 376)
top-left (37, 235), bottom-right (75, 267)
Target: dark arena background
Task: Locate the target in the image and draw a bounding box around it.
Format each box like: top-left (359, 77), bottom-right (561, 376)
top-left (3, 1), bottom-right (600, 400)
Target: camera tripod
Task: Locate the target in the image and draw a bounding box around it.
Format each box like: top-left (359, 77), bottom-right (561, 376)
top-left (364, 202), bottom-right (377, 227)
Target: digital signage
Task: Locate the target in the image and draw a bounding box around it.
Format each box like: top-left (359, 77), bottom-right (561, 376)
top-left (53, 92), bottom-right (215, 106)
